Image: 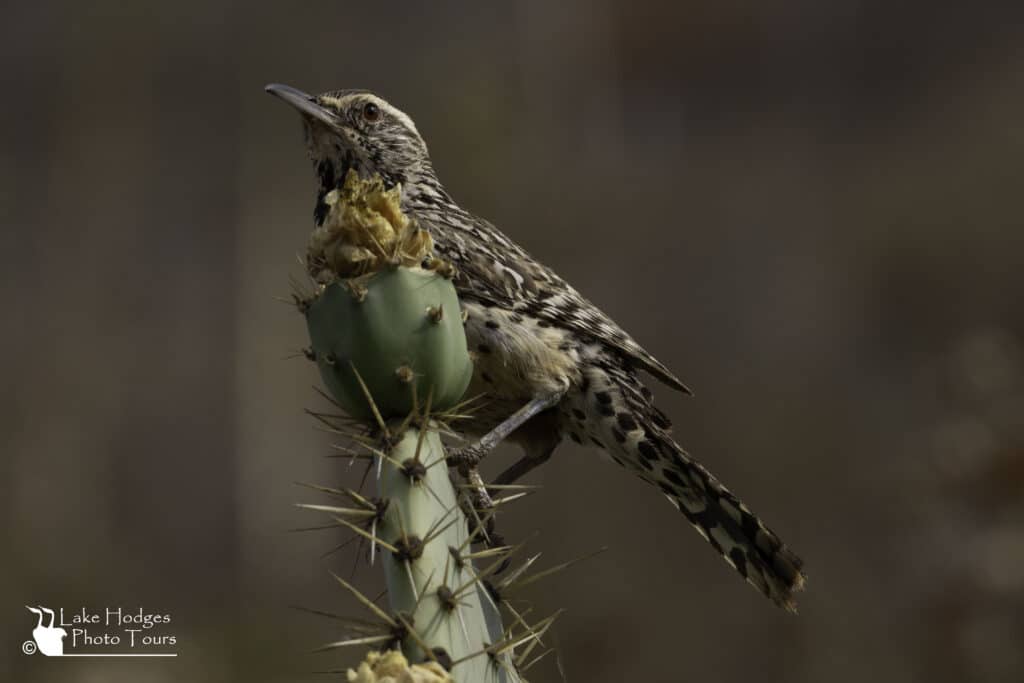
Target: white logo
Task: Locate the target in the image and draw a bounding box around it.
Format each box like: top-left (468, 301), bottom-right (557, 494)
top-left (22, 605), bottom-right (177, 658)
top-left (24, 606), bottom-right (66, 656)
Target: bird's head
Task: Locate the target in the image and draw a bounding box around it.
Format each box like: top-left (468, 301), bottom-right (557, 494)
top-left (266, 84), bottom-right (440, 223)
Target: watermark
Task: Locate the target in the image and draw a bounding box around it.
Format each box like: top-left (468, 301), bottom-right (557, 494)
top-left (23, 605), bottom-right (177, 657)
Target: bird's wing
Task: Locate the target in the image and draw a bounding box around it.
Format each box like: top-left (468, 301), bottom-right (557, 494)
top-left (428, 214), bottom-right (691, 394)
top-left (516, 278), bottom-right (692, 394)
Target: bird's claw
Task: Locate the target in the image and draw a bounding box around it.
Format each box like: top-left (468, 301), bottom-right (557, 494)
top-left (464, 466), bottom-right (494, 511)
top-left (447, 443), bottom-right (486, 471)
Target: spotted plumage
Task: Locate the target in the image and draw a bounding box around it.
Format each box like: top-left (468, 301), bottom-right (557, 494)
top-left (267, 84), bottom-right (806, 610)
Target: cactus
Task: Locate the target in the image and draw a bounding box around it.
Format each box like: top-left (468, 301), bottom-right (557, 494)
top-left (304, 267), bottom-right (473, 421)
top-left (375, 419), bottom-right (516, 681)
top-left (293, 173), bottom-right (573, 682)
top-left (301, 271), bottom-right (527, 682)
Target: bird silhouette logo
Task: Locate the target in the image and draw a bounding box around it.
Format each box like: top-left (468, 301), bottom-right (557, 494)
top-left (24, 606), bottom-right (67, 656)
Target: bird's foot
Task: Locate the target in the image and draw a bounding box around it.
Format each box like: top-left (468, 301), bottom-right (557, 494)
top-left (446, 442), bottom-right (487, 470)
top-left (463, 465), bottom-right (494, 511)
top-left (448, 444), bottom-right (498, 510)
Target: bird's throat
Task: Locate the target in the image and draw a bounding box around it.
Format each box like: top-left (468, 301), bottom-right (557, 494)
top-left (313, 152), bottom-right (357, 226)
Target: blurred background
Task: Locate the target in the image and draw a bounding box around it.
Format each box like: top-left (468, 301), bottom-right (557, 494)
top-left (2, 1), bottom-right (1022, 681)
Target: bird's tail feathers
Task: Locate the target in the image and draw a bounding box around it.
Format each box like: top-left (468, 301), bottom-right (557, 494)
top-left (581, 364), bottom-right (805, 610)
top-left (651, 435), bottom-right (806, 611)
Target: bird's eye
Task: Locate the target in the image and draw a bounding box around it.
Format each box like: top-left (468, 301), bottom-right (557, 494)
top-left (362, 102), bottom-right (382, 123)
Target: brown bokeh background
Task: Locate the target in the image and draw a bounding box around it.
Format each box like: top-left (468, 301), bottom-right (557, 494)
top-left (2, 2), bottom-right (1023, 682)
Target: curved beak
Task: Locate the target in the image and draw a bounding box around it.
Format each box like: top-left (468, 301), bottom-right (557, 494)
top-left (265, 83), bottom-right (338, 127)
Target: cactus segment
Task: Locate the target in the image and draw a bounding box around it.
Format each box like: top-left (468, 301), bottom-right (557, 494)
top-left (377, 422), bottom-right (518, 683)
top-left (305, 267), bottom-right (473, 420)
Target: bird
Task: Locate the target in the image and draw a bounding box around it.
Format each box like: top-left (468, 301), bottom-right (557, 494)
top-left (266, 83), bottom-right (806, 611)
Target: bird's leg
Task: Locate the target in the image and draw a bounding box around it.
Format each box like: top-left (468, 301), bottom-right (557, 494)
top-left (448, 388), bottom-right (566, 470)
top-left (448, 387), bottom-right (566, 508)
top-left (491, 441), bottom-right (558, 487)
top-left (462, 467), bottom-right (494, 511)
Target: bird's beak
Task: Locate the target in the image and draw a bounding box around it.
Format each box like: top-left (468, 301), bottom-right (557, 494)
top-left (265, 83), bottom-right (338, 128)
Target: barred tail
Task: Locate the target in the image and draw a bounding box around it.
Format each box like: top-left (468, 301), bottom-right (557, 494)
top-left (649, 433), bottom-right (806, 611)
top-left (578, 364), bottom-right (806, 611)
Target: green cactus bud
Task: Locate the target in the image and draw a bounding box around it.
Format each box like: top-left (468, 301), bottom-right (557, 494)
top-left (304, 266), bottom-right (473, 420)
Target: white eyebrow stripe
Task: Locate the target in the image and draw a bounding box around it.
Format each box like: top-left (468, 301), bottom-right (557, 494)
top-left (368, 94), bottom-right (420, 136)
top-left (318, 93), bottom-right (420, 138)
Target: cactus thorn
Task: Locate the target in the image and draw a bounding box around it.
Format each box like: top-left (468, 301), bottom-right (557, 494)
top-left (427, 304), bottom-right (444, 323)
top-left (319, 533), bottom-right (361, 560)
top-left (457, 505), bottom-right (500, 552)
top-left (396, 613), bottom-right (441, 667)
top-left (404, 562), bottom-right (420, 602)
top-left (304, 406), bottom-right (347, 423)
top-left (518, 647), bottom-right (554, 672)
top-left (451, 542), bottom-right (527, 602)
top-left (312, 384), bottom-right (347, 411)
top-left (493, 610), bottom-right (564, 657)
top-left (309, 421), bottom-right (368, 442)
top-left (412, 414), bottom-right (430, 465)
top-left (490, 491), bottom-right (535, 507)
top-left (504, 546), bottom-right (610, 595)
top-left (333, 485), bottom-right (375, 510)
top-left (462, 546), bottom-right (513, 562)
top-left (459, 497), bottom-right (494, 546)
top-left (288, 605), bottom-right (387, 635)
top-left (325, 446), bottom-right (375, 462)
top-left (495, 552), bottom-right (543, 593)
top-left (349, 362), bottom-right (391, 440)
top-left (312, 633), bottom-right (393, 652)
top-left (294, 503), bottom-right (376, 519)
top-left (421, 452), bottom-right (449, 472)
top-left (332, 515), bottom-right (398, 554)
top-left (421, 516), bottom-right (461, 550)
top-left (458, 483), bottom-right (542, 491)
top-left (300, 481), bottom-right (358, 505)
top-left (329, 571), bottom-right (398, 628)
top-left (288, 521), bottom-right (342, 533)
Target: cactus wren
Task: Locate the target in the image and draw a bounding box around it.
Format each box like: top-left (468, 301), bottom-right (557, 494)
top-left (267, 84), bottom-right (806, 611)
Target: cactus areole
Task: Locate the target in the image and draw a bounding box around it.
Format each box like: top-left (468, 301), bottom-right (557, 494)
top-left (305, 267), bottom-right (473, 420)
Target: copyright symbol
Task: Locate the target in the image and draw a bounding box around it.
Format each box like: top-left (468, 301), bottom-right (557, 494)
top-left (22, 640), bottom-right (37, 655)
